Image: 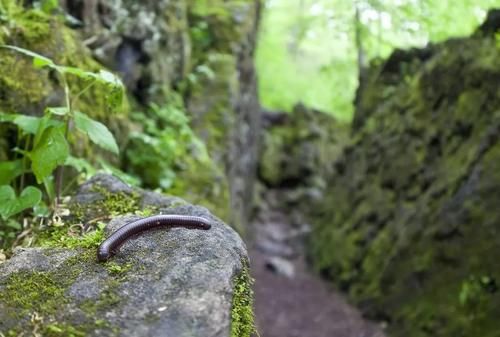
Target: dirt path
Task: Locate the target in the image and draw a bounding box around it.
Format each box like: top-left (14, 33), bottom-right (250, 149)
top-left (249, 211), bottom-right (386, 337)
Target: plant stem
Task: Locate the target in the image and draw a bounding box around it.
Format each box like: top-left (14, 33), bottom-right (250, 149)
top-left (72, 81), bottom-right (96, 107)
top-left (13, 128), bottom-right (21, 194)
top-left (55, 75), bottom-right (72, 206)
top-left (19, 134), bottom-right (31, 192)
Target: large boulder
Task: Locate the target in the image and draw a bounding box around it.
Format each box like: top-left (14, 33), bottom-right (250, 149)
top-left (0, 175), bottom-right (254, 336)
top-left (309, 11), bottom-right (500, 337)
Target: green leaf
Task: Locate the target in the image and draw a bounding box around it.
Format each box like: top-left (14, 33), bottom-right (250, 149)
top-left (98, 160), bottom-right (140, 186)
top-left (0, 185), bottom-right (15, 204)
top-left (33, 114), bottom-right (51, 147)
top-left (74, 111), bottom-right (119, 154)
top-left (18, 187), bottom-right (42, 214)
top-left (45, 107), bottom-right (69, 116)
top-left (0, 160), bottom-right (24, 185)
top-left (13, 115), bottom-right (42, 134)
top-left (0, 185), bottom-right (42, 220)
top-left (0, 112), bottom-right (16, 122)
top-left (0, 112), bottom-right (61, 135)
top-left (33, 202), bottom-right (51, 218)
top-left (29, 126), bottom-right (69, 183)
top-left (56, 67), bottom-right (124, 113)
top-left (43, 176), bottom-right (56, 203)
top-left (57, 65), bottom-right (95, 80)
top-left (6, 219), bottom-right (21, 229)
top-left (1, 45), bottom-right (55, 69)
top-left (96, 70), bottom-right (124, 88)
top-left (65, 156), bottom-right (96, 176)
top-left (33, 114), bottom-right (64, 147)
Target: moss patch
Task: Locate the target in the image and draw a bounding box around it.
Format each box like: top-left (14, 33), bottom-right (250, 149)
top-left (230, 261), bottom-right (256, 337)
top-left (92, 185), bottom-right (141, 216)
top-left (0, 249), bottom-right (120, 335)
top-left (68, 184), bottom-right (142, 225)
top-left (36, 223), bottom-right (105, 249)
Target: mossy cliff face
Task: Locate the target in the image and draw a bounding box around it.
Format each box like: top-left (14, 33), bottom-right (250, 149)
top-left (309, 11), bottom-right (500, 337)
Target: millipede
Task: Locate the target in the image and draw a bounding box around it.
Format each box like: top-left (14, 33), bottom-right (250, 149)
top-left (97, 215), bottom-right (212, 262)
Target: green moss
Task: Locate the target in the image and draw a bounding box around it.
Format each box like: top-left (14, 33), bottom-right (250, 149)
top-left (104, 261), bottom-right (133, 275)
top-left (92, 185), bottom-right (141, 216)
top-left (188, 0), bottom-right (254, 61)
top-left (0, 271), bottom-right (66, 316)
top-left (37, 223), bottom-right (105, 249)
top-left (42, 323), bottom-right (87, 337)
top-left (230, 262), bottom-right (256, 337)
top-left (0, 247), bottom-right (122, 334)
top-left (66, 185), bottom-right (141, 226)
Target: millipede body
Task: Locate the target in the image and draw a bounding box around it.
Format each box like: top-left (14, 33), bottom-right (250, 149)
top-left (97, 214), bottom-right (212, 262)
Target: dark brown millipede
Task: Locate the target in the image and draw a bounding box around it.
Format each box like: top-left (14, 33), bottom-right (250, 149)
top-left (97, 215), bottom-right (212, 262)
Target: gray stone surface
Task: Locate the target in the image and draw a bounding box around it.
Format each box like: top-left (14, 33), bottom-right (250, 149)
top-left (0, 175), bottom-right (248, 337)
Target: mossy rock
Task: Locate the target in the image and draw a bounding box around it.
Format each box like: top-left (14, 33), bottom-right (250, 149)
top-left (0, 174), bottom-right (254, 337)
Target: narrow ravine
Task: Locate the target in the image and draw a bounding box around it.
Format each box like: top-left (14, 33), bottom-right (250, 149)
top-left (249, 210), bottom-right (386, 337)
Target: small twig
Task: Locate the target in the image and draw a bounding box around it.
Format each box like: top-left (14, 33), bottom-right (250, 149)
top-left (83, 215), bottom-right (110, 232)
top-left (12, 228), bottom-right (32, 249)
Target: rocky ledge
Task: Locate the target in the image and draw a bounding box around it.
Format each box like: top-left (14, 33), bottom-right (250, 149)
top-left (0, 174), bottom-right (254, 337)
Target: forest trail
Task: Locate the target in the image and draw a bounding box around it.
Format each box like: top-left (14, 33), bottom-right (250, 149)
top-left (249, 211), bottom-right (385, 337)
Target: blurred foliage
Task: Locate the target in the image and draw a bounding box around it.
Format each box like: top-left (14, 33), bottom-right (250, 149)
top-left (256, 0), bottom-right (498, 120)
top-left (125, 94), bottom-right (211, 190)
